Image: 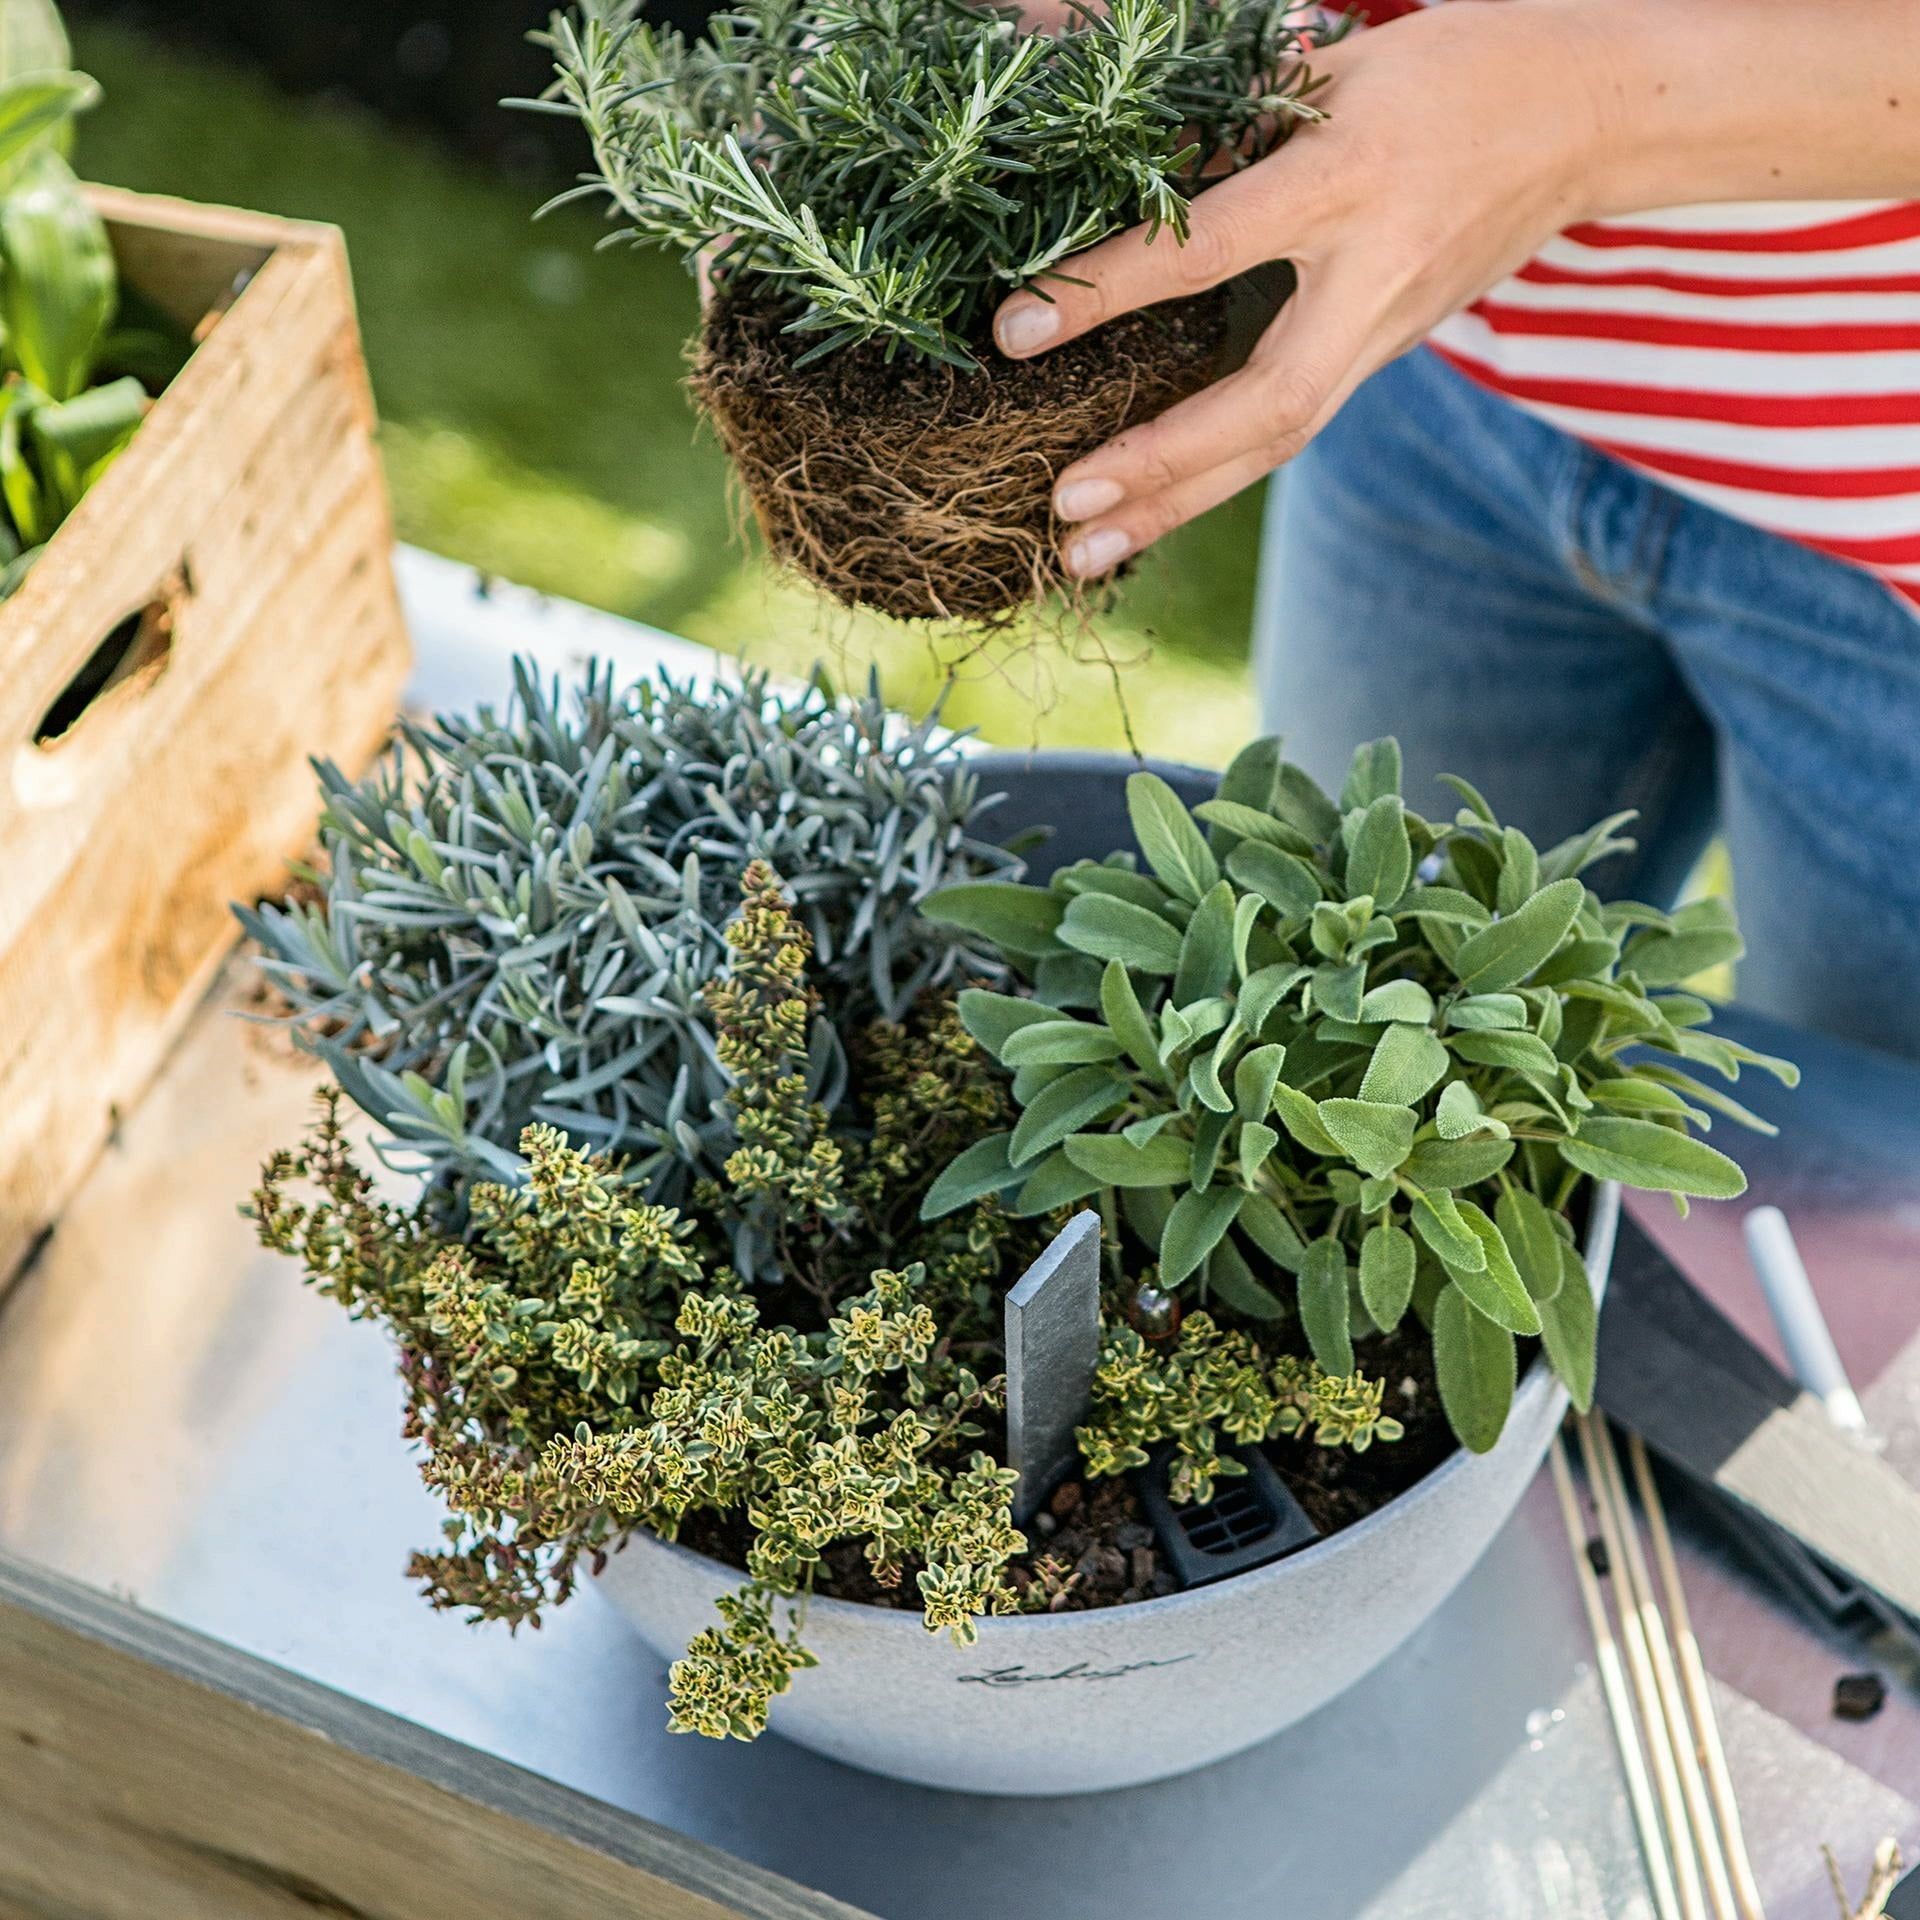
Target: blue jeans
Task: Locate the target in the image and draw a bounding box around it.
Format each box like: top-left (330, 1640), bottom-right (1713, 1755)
top-left (1254, 345), bottom-right (1920, 1060)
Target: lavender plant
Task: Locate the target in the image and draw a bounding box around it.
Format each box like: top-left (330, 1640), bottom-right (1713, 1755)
top-left (924, 738), bottom-right (1797, 1453)
top-left (240, 660), bottom-right (1018, 1270)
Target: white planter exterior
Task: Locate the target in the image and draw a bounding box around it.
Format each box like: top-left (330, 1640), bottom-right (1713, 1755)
top-left (597, 1182), bottom-right (1620, 1795)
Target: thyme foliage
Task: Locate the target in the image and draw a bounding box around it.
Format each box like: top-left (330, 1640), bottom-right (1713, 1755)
top-left (536, 0), bottom-right (1338, 366)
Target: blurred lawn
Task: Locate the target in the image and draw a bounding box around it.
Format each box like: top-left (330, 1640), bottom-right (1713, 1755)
top-left (71, 20), bottom-right (1263, 759)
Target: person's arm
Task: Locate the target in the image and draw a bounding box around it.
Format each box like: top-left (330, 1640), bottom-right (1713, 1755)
top-left (995, 0), bottom-right (1920, 578)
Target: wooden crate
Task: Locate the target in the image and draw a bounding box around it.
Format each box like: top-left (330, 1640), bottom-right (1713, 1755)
top-left (0, 185), bottom-right (410, 1288)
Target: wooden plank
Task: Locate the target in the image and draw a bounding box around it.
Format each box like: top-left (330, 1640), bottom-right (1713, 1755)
top-left (0, 185), bottom-right (410, 1288)
top-left (0, 1551), bottom-right (872, 1920)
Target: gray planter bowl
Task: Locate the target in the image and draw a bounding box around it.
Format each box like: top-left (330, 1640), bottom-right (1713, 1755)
top-left (597, 753), bottom-right (1623, 1794)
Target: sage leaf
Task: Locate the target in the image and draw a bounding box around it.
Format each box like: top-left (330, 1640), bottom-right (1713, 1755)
top-left (1450, 1028), bottom-right (1561, 1077)
top-left (1538, 1241), bottom-right (1599, 1411)
top-left (1340, 737), bottom-right (1403, 813)
top-left (1063, 1130), bottom-right (1195, 1188)
top-left (1273, 762), bottom-right (1342, 846)
top-left (1059, 892), bottom-right (1182, 974)
top-left (1622, 897), bottom-right (1744, 988)
top-left (1444, 993), bottom-right (1528, 1032)
top-left (1033, 950), bottom-right (1106, 1010)
top-left (956, 988), bottom-right (1056, 1061)
top-left (1270, 1081), bottom-right (1340, 1154)
top-left (1001, 1020), bottom-right (1126, 1067)
top-left (1190, 1106), bottom-right (1233, 1191)
top-left (919, 1131), bottom-right (1017, 1219)
top-left (1174, 879), bottom-right (1237, 1002)
top-left (1396, 886), bottom-right (1491, 927)
top-left (1497, 1186), bottom-right (1567, 1305)
top-left (1207, 1238), bottom-right (1288, 1319)
top-left (1233, 1041), bottom-right (1287, 1122)
top-left (1238, 962), bottom-right (1307, 1036)
top-left (1316, 1098), bottom-right (1418, 1178)
top-left (1442, 1202), bottom-right (1541, 1334)
top-left (1161, 1185), bottom-right (1244, 1286)
top-left (1435, 1080), bottom-right (1508, 1141)
top-left (1410, 1186), bottom-right (1485, 1269)
top-left (1058, 864), bottom-right (1168, 911)
top-left (1189, 1032), bottom-right (1235, 1114)
top-left (1238, 1192), bottom-right (1307, 1271)
top-left (1433, 1284), bottom-right (1517, 1454)
top-left (1439, 772), bottom-right (1497, 826)
top-left (1011, 1149), bottom-right (1107, 1216)
top-left (1100, 959), bottom-right (1164, 1081)
top-left (1009, 1064), bottom-right (1128, 1167)
top-left (1557, 1116), bottom-right (1747, 1199)
top-left (1402, 1133), bottom-right (1515, 1190)
top-left (1298, 1237), bottom-right (1355, 1375)
top-left (1360, 1024), bottom-right (1450, 1106)
top-left (923, 881), bottom-right (1064, 957)
top-left (1240, 1119), bottom-right (1279, 1184)
top-left (1358, 978), bottom-right (1435, 1025)
top-left (1215, 733), bottom-right (1285, 811)
top-left (1227, 840), bottom-right (1321, 919)
top-left (1344, 793), bottom-right (1412, 909)
top-left (1448, 877), bottom-right (1586, 992)
top-left (1310, 960), bottom-right (1366, 1023)
top-left (1360, 1220), bottom-right (1417, 1332)
top-left (1494, 827), bottom-right (1540, 917)
top-left (1127, 772), bottom-right (1219, 903)
top-left (1195, 798), bottom-right (1314, 855)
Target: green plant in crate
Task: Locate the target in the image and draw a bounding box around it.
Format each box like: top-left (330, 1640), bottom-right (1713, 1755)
top-left (0, 0), bottom-right (178, 592)
top-left (240, 659), bottom-right (1019, 1274)
top-left (923, 738), bottom-right (1796, 1453)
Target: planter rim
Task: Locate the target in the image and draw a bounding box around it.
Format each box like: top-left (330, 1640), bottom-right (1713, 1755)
top-left (621, 1183), bottom-right (1619, 1640)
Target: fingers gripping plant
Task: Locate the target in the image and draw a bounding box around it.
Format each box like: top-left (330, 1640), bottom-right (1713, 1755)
top-left (924, 739), bottom-right (1795, 1452)
top-left (534, 0), bottom-right (1339, 620)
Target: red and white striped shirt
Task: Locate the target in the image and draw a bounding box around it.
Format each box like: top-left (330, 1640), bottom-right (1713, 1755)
top-left (1358, 0), bottom-right (1920, 612)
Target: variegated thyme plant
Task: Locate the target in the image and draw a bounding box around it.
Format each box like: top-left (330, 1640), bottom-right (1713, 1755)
top-left (924, 737), bottom-right (1795, 1453)
top-left (253, 866), bottom-right (1049, 1738)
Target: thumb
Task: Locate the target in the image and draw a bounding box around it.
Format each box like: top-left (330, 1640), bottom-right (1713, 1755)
top-left (994, 168), bottom-right (1281, 358)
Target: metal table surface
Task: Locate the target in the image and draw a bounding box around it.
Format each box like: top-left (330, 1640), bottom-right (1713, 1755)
top-left (1, 551), bottom-right (1915, 1919)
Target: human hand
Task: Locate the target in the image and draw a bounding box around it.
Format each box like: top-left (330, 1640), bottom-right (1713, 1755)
top-left (993, 0), bottom-right (1625, 578)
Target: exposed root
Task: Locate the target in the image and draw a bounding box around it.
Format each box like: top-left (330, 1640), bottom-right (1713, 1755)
top-left (691, 293), bottom-right (1229, 625)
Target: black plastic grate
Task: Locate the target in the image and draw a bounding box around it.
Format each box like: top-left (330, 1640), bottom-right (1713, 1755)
top-left (1176, 1479), bottom-right (1274, 1557)
top-left (1132, 1443), bottom-right (1320, 1590)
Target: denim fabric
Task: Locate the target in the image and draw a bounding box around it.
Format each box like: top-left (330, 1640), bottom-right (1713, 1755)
top-left (1254, 344), bottom-right (1920, 1060)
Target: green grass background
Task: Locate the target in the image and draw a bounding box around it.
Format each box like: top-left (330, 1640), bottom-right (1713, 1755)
top-left (70, 19), bottom-right (1265, 760)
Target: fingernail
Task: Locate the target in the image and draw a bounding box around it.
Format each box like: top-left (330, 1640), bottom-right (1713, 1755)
top-left (1065, 526), bottom-right (1132, 578)
top-left (996, 299), bottom-right (1060, 356)
top-left (1055, 476), bottom-right (1124, 522)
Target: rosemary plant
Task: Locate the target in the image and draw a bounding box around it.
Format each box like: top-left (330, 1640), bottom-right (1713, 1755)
top-left (535, 0), bottom-right (1337, 367)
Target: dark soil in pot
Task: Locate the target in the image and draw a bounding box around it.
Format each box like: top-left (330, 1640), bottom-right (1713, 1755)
top-left (692, 290), bottom-right (1231, 624)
